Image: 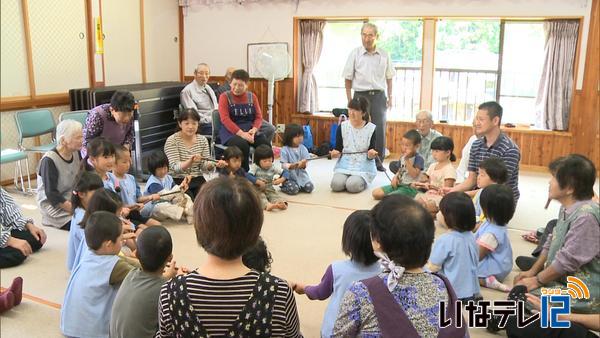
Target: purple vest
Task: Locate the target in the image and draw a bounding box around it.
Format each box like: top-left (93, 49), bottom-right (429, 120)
top-left (95, 104), bottom-right (132, 146)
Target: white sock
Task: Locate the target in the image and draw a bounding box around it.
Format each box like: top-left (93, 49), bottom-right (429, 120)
top-left (484, 276), bottom-right (510, 292)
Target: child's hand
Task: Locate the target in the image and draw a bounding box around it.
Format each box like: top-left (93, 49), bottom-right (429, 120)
top-left (367, 149), bottom-right (378, 159)
top-left (273, 177), bottom-right (286, 185)
top-left (292, 282), bottom-right (306, 295)
top-left (289, 162), bottom-right (299, 170)
top-left (255, 179), bottom-right (266, 190)
top-left (151, 193), bottom-right (161, 201)
top-left (205, 162), bottom-right (215, 171)
top-left (299, 159), bottom-right (308, 169)
top-left (330, 150), bottom-right (340, 158)
top-left (122, 232), bottom-right (136, 242)
top-left (216, 160), bottom-right (228, 168)
top-left (391, 175), bottom-right (399, 188)
top-left (163, 259), bottom-right (178, 279)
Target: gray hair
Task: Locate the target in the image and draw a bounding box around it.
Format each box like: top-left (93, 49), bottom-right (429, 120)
top-left (56, 119), bottom-right (82, 145)
top-left (361, 22), bottom-right (379, 35)
top-left (195, 63), bottom-right (210, 73)
top-left (416, 110), bottom-right (433, 121)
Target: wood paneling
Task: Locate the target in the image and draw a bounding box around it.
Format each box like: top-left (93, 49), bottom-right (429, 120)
top-left (1, 93), bottom-right (69, 111)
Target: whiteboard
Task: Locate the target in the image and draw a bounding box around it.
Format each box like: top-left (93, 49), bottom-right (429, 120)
top-left (247, 42), bottom-right (288, 78)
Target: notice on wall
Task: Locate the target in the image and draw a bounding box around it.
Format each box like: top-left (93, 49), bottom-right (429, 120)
top-left (95, 17), bottom-right (104, 54)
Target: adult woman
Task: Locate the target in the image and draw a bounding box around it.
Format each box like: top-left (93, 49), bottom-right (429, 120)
top-left (37, 120), bottom-right (83, 229)
top-left (164, 109), bottom-right (213, 200)
top-left (514, 154), bottom-right (599, 314)
top-left (82, 91), bottom-right (134, 158)
top-left (156, 178), bottom-right (302, 337)
top-left (218, 69), bottom-right (271, 171)
top-left (330, 97), bottom-right (378, 193)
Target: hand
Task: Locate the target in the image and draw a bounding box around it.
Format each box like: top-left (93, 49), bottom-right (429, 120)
top-left (330, 150), bottom-right (340, 158)
top-left (386, 97), bottom-right (392, 108)
top-left (525, 294), bottom-right (542, 311)
top-left (292, 282), bottom-right (306, 295)
top-left (26, 222), bottom-right (47, 245)
top-left (514, 270), bottom-right (537, 285)
top-left (273, 177), bottom-right (286, 185)
top-left (189, 154), bottom-right (202, 163)
top-left (164, 259), bottom-right (178, 279)
top-left (60, 200), bottom-right (73, 213)
top-left (391, 175), bottom-right (399, 188)
top-left (7, 236), bottom-right (33, 256)
top-left (205, 163), bottom-right (215, 171)
top-left (299, 159), bottom-right (308, 169)
top-left (289, 162), bottom-right (299, 170)
top-left (367, 149), bottom-right (378, 159)
top-left (518, 276), bottom-right (541, 292)
top-left (241, 131), bottom-right (255, 143)
top-left (248, 128), bottom-right (258, 136)
top-left (216, 160), bottom-right (228, 168)
top-left (121, 207), bottom-right (131, 217)
top-left (122, 232), bottom-right (136, 243)
top-left (151, 194), bottom-right (161, 201)
top-left (255, 179), bottom-right (266, 190)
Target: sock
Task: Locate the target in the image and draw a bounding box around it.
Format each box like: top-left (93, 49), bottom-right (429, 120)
top-left (484, 276), bottom-right (510, 292)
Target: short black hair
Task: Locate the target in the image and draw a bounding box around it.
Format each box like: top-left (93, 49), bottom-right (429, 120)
top-left (342, 210), bottom-right (378, 265)
top-left (231, 69), bottom-right (250, 82)
top-left (80, 188), bottom-right (123, 229)
top-left (370, 195), bottom-right (434, 269)
top-left (137, 226), bottom-right (173, 272)
top-left (430, 136), bottom-right (456, 162)
top-left (549, 154), bottom-right (596, 200)
top-left (85, 137), bottom-right (116, 159)
top-left (439, 192), bottom-right (476, 232)
top-left (147, 150), bottom-right (169, 176)
top-left (479, 101), bottom-right (503, 126)
top-left (480, 184), bottom-right (515, 226)
top-left (71, 171), bottom-right (104, 209)
top-left (223, 146), bottom-right (243, 161)
top-left (403, 129), bottom-right (422, 145)
top-left (115, 145), bottom-right (130, 161)
top-left (347, 97), bottom-right (370, 122)
top-left (282, 124), bottom-right (304, 147)
top-left (253, 145), bottom-right (274, 164)
top-left (176, 108), bottom-right (200, 130)
top-left (479, 157), bottom-right (508, 184)
top-left (242, 237), bottom-right (273, 273)
top-left (110, 91), bottom-right (135, 113)
top-left (85, 211), bottom-right (122, 251)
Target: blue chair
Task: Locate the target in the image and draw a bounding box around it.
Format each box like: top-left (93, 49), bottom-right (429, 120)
top-left (15, 109), bottom-right (57, 153)
top-left (0, 131), bottom-right (32, 193)
top-left (59, 110), bottom-right (88, 126)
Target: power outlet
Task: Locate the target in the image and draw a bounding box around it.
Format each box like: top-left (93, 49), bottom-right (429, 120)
top-left (276, 124), bottom-right (285, 133)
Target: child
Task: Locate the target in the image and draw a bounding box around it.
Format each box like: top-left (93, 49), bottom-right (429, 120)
top-left (216, 146), bottom-right (257, 184)
top-left (67, 171), bottom-right (104, 271)
top-left (112, 145), bottom-right (161, 229)
top-left (413, 136), bottom-right (457, 214)
top-left (279, 124), bottom-right (314, 195)
top-left (61, 211), bottom-right (136, 338)
top-left (428, 192), bottom-right (481, 301)
top-left (332, 195), bottom-right (466, 337)
top-left (84, 137), bottom-right (118, 191)
top-left (248, 145), bottom-right (289, 211)
top-left (110, 226), bottom-right (181, 338)
top-left (372, 129), bottom-right (424, 200)
top-left (473, 157), bottom-right (508, 226)
top-left (144, 150), bottom-right (194, 224)
top-left (292, 210), bottom-right (381, 337)
top-left (476, 184), bottom-right (514, 292)
top-left (242, 236), bottom-right (273, 273)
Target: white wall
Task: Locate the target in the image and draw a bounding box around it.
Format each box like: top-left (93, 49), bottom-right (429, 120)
top-left (184, 0), bottom-right (592, 89)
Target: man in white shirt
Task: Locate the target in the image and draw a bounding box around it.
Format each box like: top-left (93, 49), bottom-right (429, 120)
top-left (343, 23), bottom-right (394, 171)
top-left (180, 64), bottom-right (276, 142)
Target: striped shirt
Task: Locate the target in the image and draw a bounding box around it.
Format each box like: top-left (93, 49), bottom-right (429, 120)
top-left (0, 188), bottom-right (34, 248)
top-left (468, 133), bottom-right (521, 202)
top-left (163, 132), bottom-right (211, 179)
top-left (157, 270), bottom-right (302, 337)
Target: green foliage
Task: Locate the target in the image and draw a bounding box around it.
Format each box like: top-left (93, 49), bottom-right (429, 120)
top-left (374, 20), bottom-right (423, 64)
top-left (436, 20), bottom-right (500, 53)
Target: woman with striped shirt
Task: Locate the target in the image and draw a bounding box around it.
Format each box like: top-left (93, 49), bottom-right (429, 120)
top-left (163, 109), bottom-right (213, 200)
top-left (157, 177), bottom-right (302, 337)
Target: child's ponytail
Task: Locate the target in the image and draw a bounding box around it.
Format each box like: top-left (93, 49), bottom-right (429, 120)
top-left (71, 171), bottom-right (104, 210)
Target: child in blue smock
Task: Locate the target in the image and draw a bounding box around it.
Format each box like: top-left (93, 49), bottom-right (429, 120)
top-left (279, 124), bottom-right (314, 195)
top-left (476, 184), bottom-right (515, 292)
top-left (61, 211), bottom-right (136, 338)
top-left (428, 192), bottom-right (481, 301)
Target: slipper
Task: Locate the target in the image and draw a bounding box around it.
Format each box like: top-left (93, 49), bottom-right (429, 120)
top-left (9, 277), bottom-right (23, 306)
top-left (521, 231), bottom-right (539, 244)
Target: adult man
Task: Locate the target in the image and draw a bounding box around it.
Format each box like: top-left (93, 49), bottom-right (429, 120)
top-left (181, 64), bottom-right (275, 142)
top-left (343, 22), bottom-right (394, 171)
top-left (452, 101), bottom-right (521, 203)
top-left (389, 110), bottom-right (442, 173)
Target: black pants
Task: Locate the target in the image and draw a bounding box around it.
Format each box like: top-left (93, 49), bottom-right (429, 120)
top-left (0, 230), bottom-right (43, 268)
top-left (225, 134), bottom-right (271, 171)
top-left (354, 91), bottom-right (387, 161)
top-left (173, 175), bottom-right (206, 202)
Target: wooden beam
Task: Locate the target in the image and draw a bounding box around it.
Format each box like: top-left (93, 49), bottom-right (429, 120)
top-left (178, 5), bottom-right (185, 81)
top-left (1, 93), bottom-right (70, 111)
top-left (85, 0), bottom-right (96, 88)
top-left (20, 0), bottom-right (36, 98)
top-left (140, 0), bottom-right (147, 83)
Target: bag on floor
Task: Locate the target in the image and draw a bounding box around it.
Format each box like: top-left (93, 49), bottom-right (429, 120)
top-left (302, 123), bottom-right (314, 151)
top-left (330, 114), bottom-right (347, 149)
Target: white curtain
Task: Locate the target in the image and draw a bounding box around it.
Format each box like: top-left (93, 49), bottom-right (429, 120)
top-left (534, 20), bottom-right (579, 131)
top-left (298, 20), bottom-right (326, 114)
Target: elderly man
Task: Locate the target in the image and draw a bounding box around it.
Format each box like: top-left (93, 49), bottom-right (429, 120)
top-left (181, 64), bottom-right (275, 142)
top-left (214, 67), bottom-right (235, 99)
top-left (343, 22), bottom-right (394, 171)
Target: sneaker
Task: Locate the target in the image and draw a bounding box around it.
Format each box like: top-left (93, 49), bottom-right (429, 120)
top-left (8, 277), bottom-right (23, 306)
top-left (0, 290), bottom-right (15, 313)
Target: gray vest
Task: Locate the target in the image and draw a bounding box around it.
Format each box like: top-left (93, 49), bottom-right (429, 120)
top-left (36, 150), bottom-right (80, 228)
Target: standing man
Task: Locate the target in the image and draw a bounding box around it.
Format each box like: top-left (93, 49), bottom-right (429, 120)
top-left (452, 101), bottom-right (521, 203)
top-left (343, 22), bottom-right (394, 171)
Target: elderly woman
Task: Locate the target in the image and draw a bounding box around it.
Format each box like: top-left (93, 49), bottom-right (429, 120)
top-left (330, 97), bottom-right (378, 193)
top-left (218, 69), bottom-right (271, 171)
top-left (156, 177), bottom-right (302, 337)
top-left (164, 108), bottom-right (213, 201)
top-left (82, 90), bottom-right (134, 158)
top-left (37, 120), bottom-right (83, 230)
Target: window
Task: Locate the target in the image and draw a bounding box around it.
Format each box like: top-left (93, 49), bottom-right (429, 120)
top-left (433, 19), bottom-right (545, 125)
top-left (313, 20), bottom-right (423, 119)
